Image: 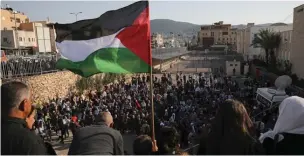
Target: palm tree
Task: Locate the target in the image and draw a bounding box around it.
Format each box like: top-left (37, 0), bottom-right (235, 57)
top-left (252, 29), bottom-right (282, 67)
top-left (269, 32), bottom-right (282, 67)
top-left (251, 29), bottom-right (272, 65)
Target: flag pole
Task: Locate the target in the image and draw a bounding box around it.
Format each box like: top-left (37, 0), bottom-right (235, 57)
top-left (147, 1), bottom-right (155, 141)
top-left (149, 65), bottom-right (155, 140)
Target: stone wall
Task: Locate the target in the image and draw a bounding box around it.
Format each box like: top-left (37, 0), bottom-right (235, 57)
top-left (3, 71), bottom-right (80, 103)
top-left (2, 71), bottom-right (136, 104)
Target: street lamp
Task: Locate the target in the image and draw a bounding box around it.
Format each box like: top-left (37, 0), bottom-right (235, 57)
top-left (70, 12), bottom-right (82, 22)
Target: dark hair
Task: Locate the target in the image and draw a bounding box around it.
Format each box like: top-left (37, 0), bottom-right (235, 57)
top-left (157, 126), bottom-right (180, 155)
top-left (133, 135), bottom-right (153, 155)
top-left (205, 99), bottom-right (257, 155)
top-left (1, 81), bottom-right (30, 116)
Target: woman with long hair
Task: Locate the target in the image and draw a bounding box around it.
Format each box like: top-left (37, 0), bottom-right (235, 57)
top-left (198, 99), bottom-right (264, 155)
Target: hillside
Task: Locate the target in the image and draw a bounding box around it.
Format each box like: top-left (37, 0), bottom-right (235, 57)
top-left (150, 19), bottom-right (286, 35)
top-left (150, 19), bottom-right (201, 35)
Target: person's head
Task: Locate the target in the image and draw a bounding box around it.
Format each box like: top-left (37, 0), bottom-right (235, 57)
top-left (157, 127), bottom-right (180, 155)
top-left (206, 99), bottom-right (255, 154)
top-left (95, 111), bottom-right (114, 127)
top-left (273, 96), bottom-right (304, 134)
top-left (213, 99), bottom-right (254, 135)
top-left (133, 135), bottom-right (153, 155)
top-left (1, 81), bottom-right (32, 119)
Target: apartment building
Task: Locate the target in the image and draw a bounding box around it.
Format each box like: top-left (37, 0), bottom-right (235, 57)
top-left (277, 30), bottom-right (292, 61)
top-left (290, 4), bottom-right (304, 79)
top-left (151, 33), bottom-right (164, 48)
top-left (236, 23), bottom-right (293, 60)
top-left (1, 22), bottom-right (52, 54)
top-left (199, 21), bottom-right (237, 48)
top-left (20, 22), bottom-right (52, 53)
top-left (1, 6), bottom-right (30, 30)
top-left (1, 30), bottom-right (36, 48)
top-left (33, 20), bottom-right (57, 52)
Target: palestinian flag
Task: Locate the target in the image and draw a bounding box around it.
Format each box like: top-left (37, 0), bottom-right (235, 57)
top-left (53, 1), bottom-right (151, 77)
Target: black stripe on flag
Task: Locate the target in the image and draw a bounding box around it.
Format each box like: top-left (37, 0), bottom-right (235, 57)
top-left (54, 1), bottom-right (148, 43)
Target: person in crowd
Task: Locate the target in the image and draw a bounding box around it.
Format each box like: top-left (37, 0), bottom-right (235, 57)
top-left (259, 96), bottom-right (304, 155)
top-left (68, 111), bottom-right (124, 155)
top-left (133, 135), bottom-right (158, 155)
top-left (198, 99), bottom-right (264, 155)
top-left (1, 81), bottom-right (52, 155)
top-left (156, 126), bottom-right (184, 155)
top-left (13, 72), bottom-right (300, 154)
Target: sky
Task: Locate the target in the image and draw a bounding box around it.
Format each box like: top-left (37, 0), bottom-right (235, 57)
top-left (1, 1), bottom-right (303, 25)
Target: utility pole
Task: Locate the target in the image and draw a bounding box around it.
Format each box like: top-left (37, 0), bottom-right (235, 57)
top-left (70, 12), bottom-right (82, 22)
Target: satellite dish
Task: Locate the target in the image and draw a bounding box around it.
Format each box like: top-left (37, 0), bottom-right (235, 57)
top-left (268, 75), bottom-right (292, 95)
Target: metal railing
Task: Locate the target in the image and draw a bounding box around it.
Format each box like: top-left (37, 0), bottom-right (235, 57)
top-left (1, 55), bottom-right (59, 79)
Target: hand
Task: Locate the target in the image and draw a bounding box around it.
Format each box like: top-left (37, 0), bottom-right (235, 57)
top-left (152, 140), bottom-right (158, 152)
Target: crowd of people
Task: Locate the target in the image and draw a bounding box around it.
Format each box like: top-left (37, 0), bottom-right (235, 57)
top-left (1, 56), bottom-right (57, 79)
top-left (2, 72), bottom-right (304, 155)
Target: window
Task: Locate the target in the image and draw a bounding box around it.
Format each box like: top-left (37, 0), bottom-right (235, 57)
top-left (16, 18), bottom-right (20, 23)
top-left (28, 38), bottom-right (31, 42)
top-left (3, 27), bottom-right (7, 30)
top-left (23, 37), bottom-right (25, 41)
top-left (10, 17), bottom-right (14, 22)
top-left (211, 32), bottom-right (214, 36)
top-left (25, 18), bottom-right (29, 23)
top-left (19, 37), bottom-right (22, 41)
top-left (230, 64), bottom-right (233, 66)
top-left (32, 38), bottom-right (34, 41)
top-left (222, 32), bottom-right (228, 35)
top-left (3, 37), bottom-right (8, 42)
top-left (235, 64), bottom-right (238, 66)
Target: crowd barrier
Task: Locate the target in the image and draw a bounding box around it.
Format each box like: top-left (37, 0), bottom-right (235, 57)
top-left (1, 56), bottom-right (59, 79)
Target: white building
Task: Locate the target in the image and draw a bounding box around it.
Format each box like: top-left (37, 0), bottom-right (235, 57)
top-left (34, 23), bottom-right (51, 53)
top-left (277, 30), bottom-right (292, 61)
top-left (1, 29), bottom-right (37, 48)
top-left (225, 59), bottom-right (241, 76)
top-left (237, 23), bottom-right (293, 60)
top-left (151, 33), bottom-right (164, 48)
top-left (19, 22), bottom-right (52, 53)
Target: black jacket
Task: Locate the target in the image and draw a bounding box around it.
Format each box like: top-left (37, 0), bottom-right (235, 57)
top-left (263, 133), bottom-right (304, 155)
top-left (1, 117), bottom-right (50, 155)
top-left (68, 122), bottom-right (124, 155)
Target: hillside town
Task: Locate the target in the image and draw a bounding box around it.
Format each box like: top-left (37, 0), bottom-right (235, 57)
top-left (1, 2), bottom-right (304, 156)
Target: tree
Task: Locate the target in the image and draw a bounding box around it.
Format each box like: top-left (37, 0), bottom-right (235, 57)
top-left (251, 29), bottom-right (282, 67)
top-left (251, 29), bottom-right (272, 65)
top-left (269, 32), bottom-right (282, 67)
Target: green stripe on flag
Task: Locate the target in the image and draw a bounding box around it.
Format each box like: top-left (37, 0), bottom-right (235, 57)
top-left (56, 48), bottom-right (150, 77)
